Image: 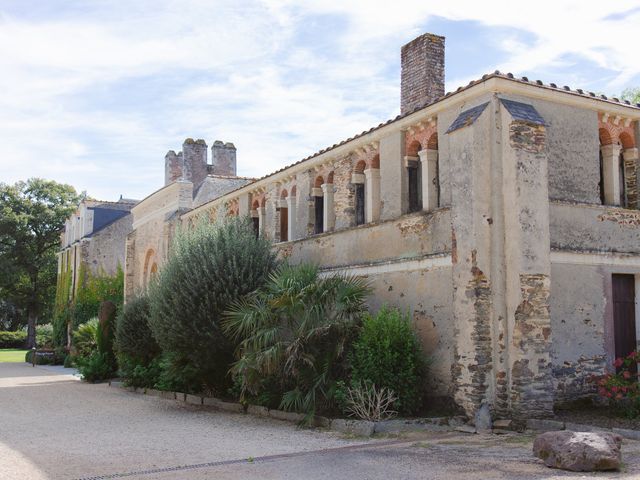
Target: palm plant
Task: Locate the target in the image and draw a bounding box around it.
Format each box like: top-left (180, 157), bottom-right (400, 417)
top-left (223, 264), bottom-right (370, 418)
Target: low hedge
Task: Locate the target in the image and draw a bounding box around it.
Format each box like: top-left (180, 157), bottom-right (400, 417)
top-left (0, 331), bottom-right (27, 349)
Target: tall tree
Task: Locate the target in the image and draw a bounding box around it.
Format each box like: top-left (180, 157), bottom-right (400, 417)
top-left (621, 88), bottom-right (640, 104)
top-left (0, 179), bottom-right (78, 347)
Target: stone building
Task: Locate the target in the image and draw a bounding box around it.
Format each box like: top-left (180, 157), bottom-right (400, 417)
top-left (58, 197), bottom-right (137, 300)
top-left (125, 138), bottom-right (254, 294)
top-left (124, 32), bottom-right (640, 419)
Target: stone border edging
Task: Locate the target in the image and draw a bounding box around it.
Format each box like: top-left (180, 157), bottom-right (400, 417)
top-left (108, 380), bottom-right (465, 437)
top-left (526, 418), bottom-right (640, 441)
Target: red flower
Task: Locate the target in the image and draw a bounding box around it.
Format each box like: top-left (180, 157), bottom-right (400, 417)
top-left (614, 358), bottom-right (624, 368)
top-left (611, 386), bottom-right (618, 393)
top-left (623, 371), bottom-right (631, 380)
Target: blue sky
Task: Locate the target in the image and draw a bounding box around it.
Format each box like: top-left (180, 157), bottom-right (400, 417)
top-left (1, 0), bottom-right (639, 200)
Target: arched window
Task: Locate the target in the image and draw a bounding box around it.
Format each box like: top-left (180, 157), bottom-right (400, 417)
top-left (143, 249), bottom-right (157, 289)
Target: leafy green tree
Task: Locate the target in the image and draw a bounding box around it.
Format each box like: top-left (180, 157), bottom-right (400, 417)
top-left (0, 179), bottom-right (79, 347)
top-left (223, 264), bottom-right (370, 418)
top-left (621, 88), bottom-right (640, 104)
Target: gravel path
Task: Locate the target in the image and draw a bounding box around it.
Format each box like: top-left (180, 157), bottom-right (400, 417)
top-left (0, 363), bottom-right (367, 479)
top-left (2, 362), bottom-right (639, 480)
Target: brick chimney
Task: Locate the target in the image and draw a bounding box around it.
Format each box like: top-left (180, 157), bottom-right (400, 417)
top-left (400, 33), bottom-right (445, 115)
top-left (182, 138), bottom-right (208, 190)
top-left (211, 141), bottom-right (237, 176)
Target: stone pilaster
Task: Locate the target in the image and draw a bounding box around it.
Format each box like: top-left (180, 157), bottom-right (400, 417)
top-left (287, 195), bottom-right (297, 241)
top-left (363, 168), bottom-right (381, 223)
top-left (379, 130), bottom-right (407, 220)
top-left (600, 144), bottom-right (622, 206)
top-left (321, 183), bottom-right (335, 232)
top-left (418, 149), bottom-right (439, 211)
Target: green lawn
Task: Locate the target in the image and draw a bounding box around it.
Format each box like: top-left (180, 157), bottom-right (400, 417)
top-left (0, 349), bottom-right (28, 362)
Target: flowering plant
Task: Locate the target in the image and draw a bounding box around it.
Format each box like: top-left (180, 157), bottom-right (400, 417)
top-left (592, 351), bottom-right (639, 418)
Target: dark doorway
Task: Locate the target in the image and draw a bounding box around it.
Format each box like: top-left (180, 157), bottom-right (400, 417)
top-left (314, 196), bottom-right (324, 234)
top-left (252, 216), bottom-right (259, 238)
top-left (280, 207), bottom-right (288, 242)
top-left (613, 274), bottom-right (637, 371)
top-left (355, 183), bottom-right (365, 225)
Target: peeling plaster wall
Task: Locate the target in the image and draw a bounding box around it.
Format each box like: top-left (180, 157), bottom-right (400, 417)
top-left (441, 93), bottom-right (496, 417)
top-left (550, 203), bottom-right (640, 254)
top-left (500, 94), bottom-right (601, 204)
top-left (549, 263), bottom-right (607, 403)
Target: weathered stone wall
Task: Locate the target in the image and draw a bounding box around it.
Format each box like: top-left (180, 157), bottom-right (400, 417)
top-left (125, 181), bottom-right (193, 298)
top-left (82, 213), bottom-right (132, 276)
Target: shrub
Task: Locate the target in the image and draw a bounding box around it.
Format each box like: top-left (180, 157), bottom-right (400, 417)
top-left (593, 351), bottom-right (640, 418)
top-left (76, 352), bottom-right (112, 383)
top-left (148, 217), bottom-right (278, 394)
top-left (72, 318), bottom-right (98, 358)
top-left (36, 324), bottom-right (54, 349)
top-left (118, 355), bottom-right (162, 389)
top-left (96, 301), bottom-right (117, 374)
top-left (338, 381), bottom-right (398, 421)
top-left (115, 295), bottom-right (158, 364)
top-left (349, 306), bottom-right (425, 415)
top-left (223, 264), bottom-right (370, 418)
top-left (52, 306), bottom-right (71, 349)
top-left (0, 330), bottom-right (26, 348)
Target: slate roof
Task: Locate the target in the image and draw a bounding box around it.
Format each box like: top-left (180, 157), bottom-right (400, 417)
top-left (446, 102), bottom-right (490, 133)
top-left (499, 98), bottom-right (546, 126)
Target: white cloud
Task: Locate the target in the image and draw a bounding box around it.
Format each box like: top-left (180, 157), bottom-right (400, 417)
top-left (0, 0), bottom-right (638, 200)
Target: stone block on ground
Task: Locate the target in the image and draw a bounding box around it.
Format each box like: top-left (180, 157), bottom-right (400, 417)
top-left (493, 419), bottom-right (513, 429)
top-left (185, 394), bottom-right (202, 405)
top-left (202, 397), bottom-right (244, 413)
top-left (526, 418), bottom-right (565, 432)
top-left (374, 418), bottom-right (451, 434)
top-left (533, 431), bottom-right (622, 472)
top-left (454, 425), bottom-right (477, 434)
top-left (158, 390), bottom-right (176, 400)
top-left (247, 405), bottom-right (270, 417)
top-left (145, 388), bottom-right (161, 397)
top-left (474, 402), bottom-right (492, 433)
top-left (331, 419), bottom-right (375, 437)
top-left (269, 409), bottom-right (306, 423)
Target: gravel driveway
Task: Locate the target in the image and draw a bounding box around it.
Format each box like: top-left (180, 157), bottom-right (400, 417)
top-left (1, 362), bottom-right (639, 480)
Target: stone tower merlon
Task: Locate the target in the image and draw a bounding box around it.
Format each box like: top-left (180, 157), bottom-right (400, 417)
top-left (164, 150), bottom-right (183, 185)
top-left (211, 141), bottom-right (237, 176)
top-left (182, 138), bottom-right (208, 190)
top-left (400, 33), bottom-right (445, 115)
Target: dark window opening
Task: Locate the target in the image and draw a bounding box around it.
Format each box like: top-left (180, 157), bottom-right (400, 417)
top-left (355, 183), bottom-right (365, 225)
top-left (599, 149), bottom-right (605, 205)
top-left (314, 196), bottom-right (324, 234)
top-left (279, 207), bottom-right (288, 242)
top-left (252, 216), bottom-right (260, 238)
top-left (407, 162), bottom-right (421, 213)
top-left (619, 150), bottom-right (628, 208)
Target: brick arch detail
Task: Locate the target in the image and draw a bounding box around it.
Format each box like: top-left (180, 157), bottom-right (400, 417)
top-left (352, 147), bottom-right (380, 171)
top-left (405, 123), bottom-right (438, 155)
top-left (599, 118), bottom-right (636, 148)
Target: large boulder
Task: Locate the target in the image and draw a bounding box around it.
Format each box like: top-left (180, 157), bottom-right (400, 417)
top-left (533, 431), bottom-right (622, 472)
